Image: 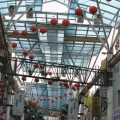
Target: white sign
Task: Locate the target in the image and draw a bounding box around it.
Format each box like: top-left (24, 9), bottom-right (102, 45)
top-left (100, 87), bottom-right (107, 98)
top-left (113, 107), bottom-right (120, 120)
top-left (68, 98), bottom-right (78, 120)
top-left (12, 89), bottom-right (25, 116)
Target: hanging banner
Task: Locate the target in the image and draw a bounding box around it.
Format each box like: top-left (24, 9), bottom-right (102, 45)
top-left (12, 89), bottom-right (25, 116)
top-left (68, 98), bottom-right (78, 120)
top-left (92, 96), bottom-right (100, 117)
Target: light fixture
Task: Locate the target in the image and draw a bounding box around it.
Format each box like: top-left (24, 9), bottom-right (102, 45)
top-left (26, 5), bottom-right (33, 18)
top-left (8, 5), bottom-right (16, 16)
top-left (93, 14), bottom-right (102, 25)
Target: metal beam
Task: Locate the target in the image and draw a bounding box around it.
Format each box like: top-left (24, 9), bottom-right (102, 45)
top-left (64, 35), bottom-right (106, 43)
top-left (96, 0), bottom-right (109, 49)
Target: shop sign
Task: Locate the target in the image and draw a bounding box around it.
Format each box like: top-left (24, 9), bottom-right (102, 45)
top-left (68, 98), bottom-right (78, 120)
top-left (12, 89), bottom-right (25, 116)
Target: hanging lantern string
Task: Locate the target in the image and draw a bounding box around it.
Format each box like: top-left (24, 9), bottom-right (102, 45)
top-left (17, 41), bottom-right (39, 71)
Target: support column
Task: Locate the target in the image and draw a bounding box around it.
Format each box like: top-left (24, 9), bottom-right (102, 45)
top-left (107, 53), bottom-right (113, 120)
top-left (80, 95), bottom-right (84, 120)
top-left (107, 86), bottom-right (113, 120)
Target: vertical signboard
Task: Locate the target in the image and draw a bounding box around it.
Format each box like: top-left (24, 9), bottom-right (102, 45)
top-left (12, 89), bottom-right (25, 116)
top-left (68, 98), bottom-right (78, 120)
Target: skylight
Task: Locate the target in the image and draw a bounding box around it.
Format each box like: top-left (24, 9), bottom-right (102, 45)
top-left (42, 1), bottom-right (68, 13)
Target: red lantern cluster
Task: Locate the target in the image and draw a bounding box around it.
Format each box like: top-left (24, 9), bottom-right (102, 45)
top-left (13, 30), bottom-right (19, 35)
top-left (62, 19), bottom-right (70, 26)
top-left (22, 30), bottom-right (28, 36)
top-left (23, 51), bottom-right (28, 56)
top-left (12, 42), bottom-right (17, 48)
top-left (89, 6), bottom-right (97, 14)
top-left (40, 27), bottom-right (47, 34)
top-left (50, 18), bottom-right (57, 25)
top-left (30, 26), bottom-right (37, 32)
top-left (75, 8), bottom-right (83, 15)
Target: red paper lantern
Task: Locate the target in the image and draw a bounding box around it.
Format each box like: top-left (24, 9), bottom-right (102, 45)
top-left (76, 87), bottom-right (80, 91)
top-left (59, 82), bottom-right (64, 86)
top-left (47, 98), bottom-right (50, 101)
top-left (33, 98), bottom-right (36, 100)
top-left (40, 64), bottom-right (44, 69)
top-left (34, 77), bottom-right (39, 83)
top-left (12, 42), bottom-right (17, 48)
top-left (51, 100), bottom-right (54, 103)
top-left (40, 27), bottom-right (47, 34)
top-left (22, 75), bottom-right (26, 81)
top-left (23, 51), bottom-right (28, 56)
top-left (29, 55), bottom-right (34, 60)
top-left (62, 19), bottom-right (70, 26)
top-left (50, 18), bottom-right (57, 25)
top-left (48, 80), bottom-right (53, 85)
top-left (13, 30), bottom-right (19, 35)
top-left (65, 85), bottom-right (69, 89)
top-left (59, 96), bottom-right (63, 99)
top-left (75, 8), bottom-right (83, 15)
top-left (48, 71), bottom-right (52, 76)
top-left (44, 72), bottom-right (48, 76)
top-left (30, 26), bottom-right (37, 32)
top-left (36, 101), bottom-right (39, 103)
top-left (64, 93), bottom-right (67, 96)
top-left (69, 82), bottom-right (72, 86)
top-left (69, 92), bottom-right (72, 95)
top-left (34, 64), bottom-right (39, 68)
top-left (43, 98), bottom-right (46, 101)
top-left (74, 83), bottom-right (80, 87)
top-left (22, 30), bottom-right (28, 36)
top-left (89, 6), bottom-right (97, 14)
top-left (72, 86), bottom-right (75, 90)
top-left (87, 84), bottom-right (92, 89)
top-left (39, 98), bottom-right (42, 101)
top-left (55, 96), bottom-right (58, 100)
top-left (64, 82), bottom-right (68, 87)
